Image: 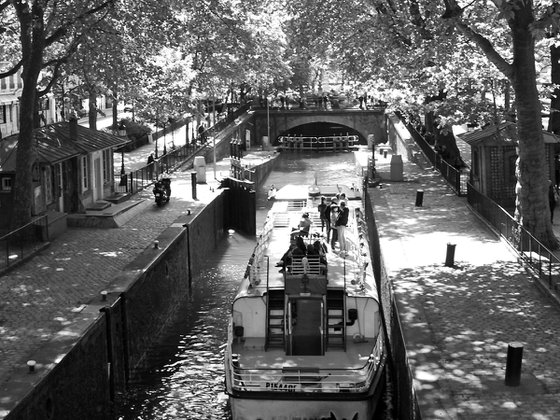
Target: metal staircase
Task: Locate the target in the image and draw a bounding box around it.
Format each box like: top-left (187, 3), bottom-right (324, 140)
top-left (326, 289), bottom-right (346, 350)
top-left (266, 289), bottom-right (285, 350)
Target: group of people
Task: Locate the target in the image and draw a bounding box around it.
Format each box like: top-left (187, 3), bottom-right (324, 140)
top-left (318, 193), bottom-right (349, 254)
top-left (277, 235), bottom-right (328, 274)
top-left (276, 192), bottom-right (351, 276)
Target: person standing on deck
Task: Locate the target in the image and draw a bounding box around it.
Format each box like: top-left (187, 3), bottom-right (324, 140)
top-left (336, 200), bottom-right (349, 253)
top-left (318, 196), bottom-right (328, 233)
top-left (329, 197), bottom-right (340, 248)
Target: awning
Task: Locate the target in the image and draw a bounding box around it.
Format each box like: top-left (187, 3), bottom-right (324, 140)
top-left (0, 94), bottom-right (19, 105)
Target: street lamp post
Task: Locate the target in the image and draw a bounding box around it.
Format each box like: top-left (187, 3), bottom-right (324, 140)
top-left (267, 96), bottom-right (270, 149)
top-left (155, 135), bottom-right (159, 159)
top-left (163, 122), bottom-right (167, 156)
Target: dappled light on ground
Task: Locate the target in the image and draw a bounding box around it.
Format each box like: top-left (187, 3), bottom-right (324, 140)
top-left (392, 258), bottom-right (560, 418)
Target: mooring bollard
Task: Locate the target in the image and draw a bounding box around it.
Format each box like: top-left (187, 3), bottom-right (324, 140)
top-left (505, 342), bottom-right (523, 386)
top-left (191, 172), bottom-right (197, 200)
top-left (415, 190), bottom-right (424, 207)
top-left (445, 243), bottom-right (456, 267)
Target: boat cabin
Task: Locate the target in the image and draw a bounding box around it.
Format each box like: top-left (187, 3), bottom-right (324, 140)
top-left (230, 184), bottom-right (381, 357)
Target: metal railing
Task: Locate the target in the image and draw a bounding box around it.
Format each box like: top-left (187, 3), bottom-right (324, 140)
top-left (230, 158), bottom-right (256, 183)
top-left (277, 135), bottom-right (358, 151)
top-left (0, 215), bottom-right (48, 271)
top-left (228, 332), bottom-right (384, 393)
top-left (394, 111), bottom-right (468, 196)
top-left (114, 103), bottom-right (252, 195)
top-left (404, 119), bottom-right (468, 196)
top-left (467, 182), bottom-right (560, 291)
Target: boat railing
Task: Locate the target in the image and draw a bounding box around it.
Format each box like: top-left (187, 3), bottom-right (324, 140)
top-left (229, 332), bottom-right (384, 393)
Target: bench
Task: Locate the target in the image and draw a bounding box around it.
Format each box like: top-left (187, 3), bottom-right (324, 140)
top-left (289, 255), bottom-right (322, 275)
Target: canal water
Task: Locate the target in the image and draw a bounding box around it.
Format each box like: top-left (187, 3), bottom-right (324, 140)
top-left (115, 150), bottom-right (370, 420)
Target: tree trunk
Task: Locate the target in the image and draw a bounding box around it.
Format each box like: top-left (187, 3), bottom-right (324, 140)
top-left (111, 83), bottom-right (118, 128)
top-left (13, 78), bottom-right (39, 229)
top-left (88, 87), bottom-right (98, 130)
top-left (548, 43), bottom-right (560, 134)
top-left (511, 3), bottom-right (558, 249)
top-left (11, 5), bottom-right (44, 229)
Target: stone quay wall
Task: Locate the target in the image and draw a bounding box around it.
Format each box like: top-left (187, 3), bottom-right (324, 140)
top-left (4, 155), bottom-right (278, 420)
top-left (5, 192), bottom-right (226, 420)
top-left (364, 187), bottom-right (421, 420)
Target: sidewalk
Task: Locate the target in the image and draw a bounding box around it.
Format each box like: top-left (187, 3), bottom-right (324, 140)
top-left (0, 148), bottom-right (274, 412)
top-left (372, 151), bottom-right (560, 419)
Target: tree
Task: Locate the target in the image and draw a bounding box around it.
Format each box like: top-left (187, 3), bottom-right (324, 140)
top-left (441, 0), bottom-right (560, 248)
top-left (0, 0), bottom-right (116, 228)
top-left (297, 0), bottom-right (559, 248)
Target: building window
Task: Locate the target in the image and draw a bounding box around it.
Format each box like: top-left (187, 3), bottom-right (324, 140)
top-left (103, 149), bottom-right (111, 182)
top-left (1, 177), bottom-right (12, 191)
top-left (43, 166), bottom-right (53, 204)
top-left (81, 156), bottom-right (89, 191)
top-left (0, 106), bottom-right (6, 124)
top-left (0, 77), bottom-right (6, 90)
top-left (9, 75), bottom-right (15, 89)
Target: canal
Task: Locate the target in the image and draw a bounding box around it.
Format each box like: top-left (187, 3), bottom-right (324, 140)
top-left (115, 149), bottom-right (371, 420)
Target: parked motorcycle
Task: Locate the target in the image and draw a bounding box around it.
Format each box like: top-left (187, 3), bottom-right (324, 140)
top-left (153, 177), bottom-right (171, 206)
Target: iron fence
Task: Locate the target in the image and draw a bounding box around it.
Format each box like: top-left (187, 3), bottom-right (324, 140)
top-left (403, 119), bottom-right (468, 196)
top-left (467, 182), bottom-right (560, 292)
top-left (0, 215), bottom-right (48, 272)
top-left (114, 102), bottom-right (252, 195)
top-left (230, 158), bottom-right (256, 183)
top-left (114, 141), bottom-right (212, 195)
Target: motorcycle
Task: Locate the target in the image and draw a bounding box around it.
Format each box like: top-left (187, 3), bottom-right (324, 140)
top-left (153, 177), bottom-right (171, 206)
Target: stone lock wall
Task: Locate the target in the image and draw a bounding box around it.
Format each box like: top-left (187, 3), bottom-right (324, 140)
top-left (5, 317), bottom-right (110, 420)
top-left (5, 192), bottom-right (227, 420)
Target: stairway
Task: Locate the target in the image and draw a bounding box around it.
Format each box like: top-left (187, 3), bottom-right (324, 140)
top-left (326, 289), bottom-right (346, 350)
top-left (266, 289), bottom-right (285, 350)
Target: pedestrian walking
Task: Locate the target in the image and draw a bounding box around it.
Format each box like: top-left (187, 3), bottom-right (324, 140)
top-left (147, 153), bottom-right (155, 179)
top-left (198, 124), bottom-right (206, 143)
top-left (549, 180), bottom-right (557, 224)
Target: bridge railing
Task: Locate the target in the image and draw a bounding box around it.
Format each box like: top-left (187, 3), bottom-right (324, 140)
top-left (277, 135), bottom-right (358, 151)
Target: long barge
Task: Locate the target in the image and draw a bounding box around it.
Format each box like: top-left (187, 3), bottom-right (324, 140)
top-left (224, 183), bottom-right (386, 420)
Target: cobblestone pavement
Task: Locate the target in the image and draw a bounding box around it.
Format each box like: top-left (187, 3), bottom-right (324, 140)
top-left (3, 143), bottom-right (560, 419)
top-left (0, 148), bottom-right (275, 394)
top-left (373, 152), bottom-right (560, 419)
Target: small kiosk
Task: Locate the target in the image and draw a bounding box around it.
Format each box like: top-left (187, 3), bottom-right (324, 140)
top-left (460, 122), bottom-right (560, 209)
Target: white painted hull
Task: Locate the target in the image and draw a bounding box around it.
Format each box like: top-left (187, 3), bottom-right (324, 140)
top-left (230, 396), bottom-right (374, 420)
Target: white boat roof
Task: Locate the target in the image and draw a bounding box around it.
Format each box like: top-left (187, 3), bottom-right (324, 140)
top-left (237, 184), bottom-right (378, 301)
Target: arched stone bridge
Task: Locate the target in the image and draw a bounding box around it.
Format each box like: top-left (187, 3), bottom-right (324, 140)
top-left (250, 108), bottom-right (387, 148)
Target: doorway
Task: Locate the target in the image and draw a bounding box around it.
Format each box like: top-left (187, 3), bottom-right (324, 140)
top-left (289, 297), bottom-right (323, 355)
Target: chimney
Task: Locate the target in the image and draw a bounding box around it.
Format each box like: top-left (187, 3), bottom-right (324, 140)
top-left (68, 111), bottom-right (78, 141)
